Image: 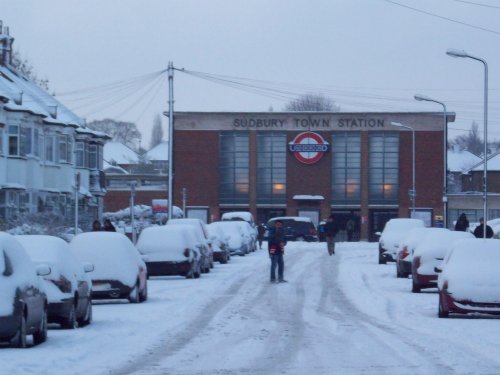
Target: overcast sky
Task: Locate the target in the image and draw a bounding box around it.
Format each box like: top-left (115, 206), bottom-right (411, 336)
top-left (1, 0), bottom-right (499, 147)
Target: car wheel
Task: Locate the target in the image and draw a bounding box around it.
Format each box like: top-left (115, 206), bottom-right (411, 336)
top-left (438, 294), bottom-right (449, 318)
top-left (396, 269), bottom-right (403, 278)
top-left (63, 304), bottom-right (77, 329)
top-left (12, 313), bottom-right (27, 348)
top-left (139, 283), bottom-right (148, 302)
top-left (186, 263), bottom-right (195, 279)
top-left (128, 283), bottom-right (140, 304)
top-left (78, 301), bottom-right (93, 327)
top-left (412, 282), bottom-right (421, 293)
top-left (33, 307), bottom-right (48, 345)
top-left (378, 256), bottom-right (386, 265)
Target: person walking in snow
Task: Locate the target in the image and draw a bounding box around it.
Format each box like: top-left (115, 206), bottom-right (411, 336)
top-left (473, 218), bottom-right (494, 238)
top-left (257, 223), bottom-right (266, 250)
top-left (268, 220), bottom-right (287, 283)
top-left (103, 219), bottom-right (116, 232)
top-left (454, 213), bottom-right (469, 232)
top-left (324, 215), bottom-right (339, 255)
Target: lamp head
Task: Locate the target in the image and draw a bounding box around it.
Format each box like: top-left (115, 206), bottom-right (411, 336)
top-left (414, 94), bottom-right (431, 102)
top-left (446, 48), bottom-right (468, 58)
top-left (390, 121), bottom-right (403, 128)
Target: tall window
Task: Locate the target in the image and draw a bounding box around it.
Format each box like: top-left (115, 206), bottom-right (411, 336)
top-left (8, 125), bottom-right (19, 156)
top-left (256, 132), bottom-right (286, 205)
top-left (75, 142), bottom-right (85, 167)
top-left (331, 132), bottom-right (361, 204)
top-left (0, 128), bottom-right (3, 155)
top-left (59, 135), bottom-right (68, 163)
top-left (219, 132), bottom-right (249, 204)
top-left (88, 144), bottom-right (97, 169)
top-left (45, 135), bottom-right (55, 162)
top-left (22, 127), bottom-right (31, 155)
top-left (369, 132), bottom-right (399, 204)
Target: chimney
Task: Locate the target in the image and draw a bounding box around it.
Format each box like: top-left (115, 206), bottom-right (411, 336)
top-left (0, 21), bottom-right (14, 67)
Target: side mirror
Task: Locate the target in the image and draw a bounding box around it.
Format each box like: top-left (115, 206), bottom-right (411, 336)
top-left (141, 254), bottom-right (149, 262)
top-left (83, 262), bottom-right (94, 273)
top-left (374, 231), bottom-right (382, 237)
top-left (434, 266), bottom-right (442, 273)
top-left (36, 264), bottom-right (51, 277)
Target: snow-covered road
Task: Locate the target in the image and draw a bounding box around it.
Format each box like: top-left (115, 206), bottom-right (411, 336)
top-left (2, 242), bottom-right (500, 375)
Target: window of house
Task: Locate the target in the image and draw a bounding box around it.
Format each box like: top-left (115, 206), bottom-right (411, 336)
top-left (34, 129), bottom-right (40, 157)
top-left (256, 132), bottom-right (286, 205)
top-left (45, 135), bottom-right (55, 162)
top-left (59, 135), bottom-right (68, 163)
top-left (75, 142), bottom-right (85, 167)
top-left (8, 125), bottom-right (19, 156)
top-left (219, 132), bottom-right (249, 205)
top-left (88, 144), bottom-right (97, 169)
top-left (66, 138), bottom-right (73, 164)
top-left (0, 128), bottom-right (3, 155)
top-left (369, 132), bottom-right (399, 204)
top-left (22, 127), bottom-right (31, 156)
top-left (331, 133), bottom-right (361, 204)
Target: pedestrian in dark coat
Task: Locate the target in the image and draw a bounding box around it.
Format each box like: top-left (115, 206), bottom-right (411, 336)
top-left (257, 223), bottom-right (266, 250)
top-left (324, 216), bottom-right (339, 255)
top-left (92, 220), bottom-right (102, 232)
top-left (268, 220), bottom-right (287, 283)
top-left (473, 218), bottom-right (494, 238)
top-left (103, 219), bottom-right (116, 232)
top-left (454, 213), bottom-right (469, 232)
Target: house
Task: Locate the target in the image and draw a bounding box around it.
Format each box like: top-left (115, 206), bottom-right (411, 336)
top-left (0, 23), bottom-right (109, 230)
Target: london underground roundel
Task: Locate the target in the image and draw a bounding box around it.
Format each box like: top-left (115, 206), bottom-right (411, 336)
top-left (288, 132), bottom-right (330, 164)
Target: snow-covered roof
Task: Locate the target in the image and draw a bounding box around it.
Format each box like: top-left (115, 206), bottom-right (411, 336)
top-left (146, 142), bottom-right (168, 161)
top-left (447, 150), bottom-right (482, 173)
top-left (104, 141), bottom-right (139, 165)
top-left (471, 151), bottom-right (500, 172)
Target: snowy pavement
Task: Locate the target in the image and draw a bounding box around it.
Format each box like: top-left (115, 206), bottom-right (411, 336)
top-left (2, 241), bottom-right (500, 375)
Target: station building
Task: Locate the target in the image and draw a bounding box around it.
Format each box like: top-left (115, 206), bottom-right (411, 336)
top-left (172, 111), bottom-right (454, 241)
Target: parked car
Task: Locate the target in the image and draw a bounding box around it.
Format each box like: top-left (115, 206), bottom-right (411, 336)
top-left (167, 219), bottom-right (213, 272)
top-left (437, 238), bottom-right (500, 317)
top-left (233, 220), bottom-right (257, 252)
top-left (378, 218), bottom-right (425, 264)
top-left (211, 221), bottom-right (248, 256)
top-left (0, 232), bottom-right (49, 348)
top-left (395, 227), bottom-right (448, 279)
top-left (17, 235), bottom-right (94, 328)
top-left (266, 216), bottom-right (318, 242)
top-left (70, 232), bottom-right (148, 303)
top-left (207, 223), bottom-right (231, 264)
top-left (136, 225), bottom-right (202, 278)
top-left (411, 230), bottom-right (474, 293)
top-left (222, 211), bottom-right (257, 250)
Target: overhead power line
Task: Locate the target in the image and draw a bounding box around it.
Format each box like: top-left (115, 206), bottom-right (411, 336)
top-left (382, 0), bottom-right (500, 36)
top-left (453, 0), bottom-right (500, 10)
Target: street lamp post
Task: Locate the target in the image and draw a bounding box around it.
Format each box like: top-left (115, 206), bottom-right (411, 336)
top-left (391, 122), bottom-right (416, 216)
top-left (447, 49), bottom-right (488, 238)
top-left (414, 94), bottom-right (448, 228)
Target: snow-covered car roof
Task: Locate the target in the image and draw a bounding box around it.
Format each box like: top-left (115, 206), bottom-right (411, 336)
top-left (167, 218), bottom-right (209, 240)
top-left (399, 227), bottom-right (449, 253)
top-left (439, 239), bottom-right (500, 302)
top-left (16, 235), bottom-right (81, 285)
top-left (221, 212), bottom-right (254, 223)
top-left (267, 216), bottom-right (313, 223)
top-left (0, 232), bottom-right (42, 316)
top-left (136, 225), bottom-right (200, 262)
top-left (413, 230), bottom-right (474, 259)
top-left (70, 232), bottom-right (144, 287)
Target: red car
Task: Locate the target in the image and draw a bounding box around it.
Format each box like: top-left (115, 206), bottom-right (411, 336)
top-left (437, 238), bottom-right (500, 318)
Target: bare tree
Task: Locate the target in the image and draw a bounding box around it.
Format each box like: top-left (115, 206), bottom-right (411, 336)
top-left (451, 121), bottom-right (484, 157)
top-left (150, 114), bottom-right (164, 149)
top-left (284, 93), bottom-right (340, 112)
top-left (11, 51), bottom-right (50, 90)
top-left (87, 118), bottom-right (142, 150)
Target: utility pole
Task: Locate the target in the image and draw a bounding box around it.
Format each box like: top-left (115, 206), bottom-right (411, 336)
top-left (74, 172), bottom-right (80, 235)
top-left (130, 181), bottom-right (136, 244)
top-left (167, 61), bottom-right (174, 221)
top-left (182, 187), bottom-right (187, 217)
